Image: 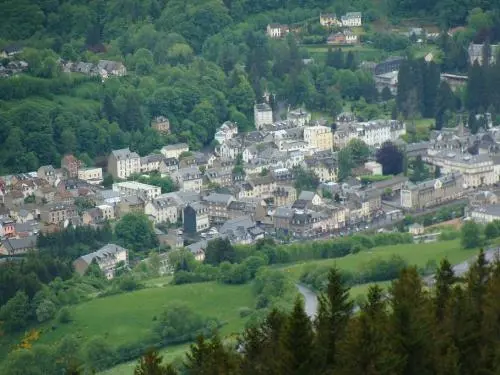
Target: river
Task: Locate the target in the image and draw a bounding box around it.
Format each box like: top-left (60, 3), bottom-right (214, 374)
top-left (296, 283), bottom-right (318, 318)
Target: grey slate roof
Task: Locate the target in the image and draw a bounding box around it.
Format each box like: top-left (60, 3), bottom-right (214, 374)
top-left (79, 244), bottom-right (128, 265)
top-left (111, 148), bottom-right (139, 160)
top-left (2, 235), bottom-right (37, 252)
top-left (203, 193), bottom-right (234, 205)
top-left (220, 215), bottom-right (256, 234)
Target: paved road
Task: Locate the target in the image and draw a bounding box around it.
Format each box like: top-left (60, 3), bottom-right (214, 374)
top-left (296, 284), bottom-right (318, 318)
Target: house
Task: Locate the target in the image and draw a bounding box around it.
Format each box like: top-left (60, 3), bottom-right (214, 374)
top-left (37, 165), bottom-right (58, 186)
top-left (298, 190), bottom-right (323, 206)
top-left (216, 139), bottom-right (242, 160)
top-left (341, 12), bottom-right (362, 27)
top-left (202, 193), bottom-right (234, 224)
top-left (172, 167), bottom-right (203, 192)
top-left (116, 195), bottom-right (145, 217)
top-left (97, 60), bottom-right (127, 77)
top-left (0, 219), bottom-right (16, 238)
top-left (214, 121), bottom-right (238, 144)
top-left (73, 244), bottom-right (128, 279)
top-left (408, 223), bottom-right (424, 235)
top-left (97, 204), bottom-right (114, 221)
top-left (401, 173), bottom-right (465, 210)
top-left (77, 167), bottom-right (103, 185)
top-left (266, 24), bottom-right (290, 39)
top-left (327, 32), bottom-right (346, 45)
top-left (246, 175), bottom-right (277, 199)
top-left (0, 44), bottom-right (23, 58)
top-left (144, 196), bottom-right (179, 224)
top-left (186, 240), bottom-right (208, 261)
top-left (159, 157), bottom-right (179, 175)
top-left (375, 71), bottom-right (399, 95)
top-left (273, 185), bottom-right (297, 207)
top-left (468, 43), bottom-right (500, 66)
top-left (254, 103), bottom-right (273, 129)
top-left (0, 235), bottom-right (37, 256)
top-left (16, 208), bottom-right (34, 223)
top-left (97, 189), bottom-right (121, 206)
top-left (160, 143), bottom-right (189, 159)
top-left (343, 29), bottom-right (358, 44)
top-left (112, 181), bottom-right (161, 201)
top-left (272, 207), bottom-right (295, 232)
top-left (287, 108), bottom-right (311, 127)
top-left (33, 185), bottom-right (57, 204)
top-left (469, 204), bottom-right (500, 224)
top-left (61, 154), bottom-right (84, 178)
top-left (107, 148), bottom-right (141, 179)
top-left (304, 125), bottom-right (333, 151)
top-left (227, 198), bottom-right (267, 222)
top-left (14, 221), bottom-right (40, 237)
top-left (361, 56), bottom-right (405, 76)
top-left (219, 216), bottom-right (264, 245)
top-left (304, 158), bottom-right (338, 183)
top-left (334, 119), bottom-right (406, 148)
top-left (320, 13), bottom-right (341, 27)
top-left (183, 203), bottom-right (210, 233)
top-left (82, 208), bottom-right (103, 225)
top-left (140, 154), bottom-right (164, 173)
top-left (151, 116), bottom-right (170, 134)
top-left (364, 161), bottom-right (383, 175)
top-left (204, 167), bottom-right (234, 187)
top-left (40, 203), bottom-right (77, 225)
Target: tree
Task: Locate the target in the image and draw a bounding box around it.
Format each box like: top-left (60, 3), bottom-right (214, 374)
top-left (484, 221), bottom-right (500, 240)
top-left (135, 349), bottom-right (178, 375)
top-left (0, 291), bottom-right (30, 332)
top-left (337, 148), bottom-right (353, 182)
top-left (347, 139), bottom-right (371, 165)
top-left (435, 81), bottom-right (455, 130)
top-left (461, 220), bottom-right (481, 249)
top-left (434, 259), bottom-right (456, 322)
top-left (204, 237), bottom-right (236, 265)
top-left (115, 213), bottom-right (159, 252)
top-left (376, 141), bottom-right (404, 175)
top-left (381, 86), bottom-right (393, 101)
top-left (83, 336), bottom-right (116, 372)
top-left (35, 298), bottom-right (57, 322)
top-left (294, 166), bottom-right (320, 192)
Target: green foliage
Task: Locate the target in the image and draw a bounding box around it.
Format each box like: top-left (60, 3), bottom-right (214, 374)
top-left (461, 220), bottom-right (482, 249)
top-left (35, 298), bottom-right (57, 323)
top-left (83, 336), bottom-right (117, 372)
top-left (0, 291), bottom-right (30, 332)
top-left (204, 238), bottom-right (236, 266)
top-left (376, 141), bottom-right (404, 175)
top-left (58, 306), bottom-right (72, 324)
top-left (293, 166), bottom-right (320, 193)
top-left (115, 213), bottom-right (159, 252)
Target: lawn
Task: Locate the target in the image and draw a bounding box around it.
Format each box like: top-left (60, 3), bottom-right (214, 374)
top-left (36, 282), bottom-right (256, 348)
top-left (280, 239), bottom-right (473, 281)
top-left (304, 44), bottom-right (388, 62)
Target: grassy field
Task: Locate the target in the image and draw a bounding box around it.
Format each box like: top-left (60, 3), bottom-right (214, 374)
top-left (279, 239), bottom-right (473, 281)
top-left (304, 44), bottom-right (388, 63)
top-left (33, 281), bottom-right (255, 349)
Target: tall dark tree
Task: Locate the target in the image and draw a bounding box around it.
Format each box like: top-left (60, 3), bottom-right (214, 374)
top-left (435, 81), bottom-right (455, 130)
top-left (376, 141), bottom-right (404, 175)
top-left (204, 237), bottom-right (236, 265)
top-left (466, 61), bottom-right (487, 112)
top-left (134, 349), bottom-right (178, 375)
top-left (423, 62), bottom-right (440, 118)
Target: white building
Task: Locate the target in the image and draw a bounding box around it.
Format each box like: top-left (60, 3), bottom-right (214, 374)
top-left (287, 108), bottom-right (311, 127)
top-left (77, 167), bottom-right (103, 185)
top-left (107, 148), bottom-right (141, 179)
top-left (172, 167), bottom-right (203, 192)
top-left (254, 103), bottom-right (273, 129)
top-left (375, 71), bottom-right (399, 95)
top-left (334, 120), bottom-right (406, 148)
top-left (364, 161), bottom-right (383, 175)
top-left (97, 204), bottom-right (115, 221)
top-left (320, 13), bottom-right (341, 27)
top-left (304, 125), bottom-right (334, 151)
top-left (341, 12), bottom-right (362, 27)
top-left (469, 204), bottom-right (500, 224)
top-left (112, 181), bottom-right (161, 201)
top-left (214, 121), bottom-right (238, 145)
top-left (160, 143), bottom-right (189, 159)
top-left (140, 154), bottom-right (164, 173)
top-left (73, 244), bottom-right (128, 280)
top-left (266, 24), bottom-right (289, 39)
top-left (144, 196), bottom-right (179, 224)
top-left (343, 29), bottom-right (358, 44)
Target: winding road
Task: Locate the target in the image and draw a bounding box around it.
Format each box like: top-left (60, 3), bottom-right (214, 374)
top-left (296, 284), bottom-right (318, 318)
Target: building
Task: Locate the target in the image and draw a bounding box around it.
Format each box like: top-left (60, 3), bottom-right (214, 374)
top-left (468, 43), bottom-right (500, 66)
top-left (304, 125), bottom-right (333, 151)
top-left (304, 158), bottom-right (338, 183)
top-left (341, 12), bottom-right (362, 27)
top-left (144, 196), bottom-right (179, 224)
top-left (343, 29), bottom-right (358, 44)
top-left (140, 154), bottom-right (164, 173)
top-left (108, 148), bottom-right (141, 179)
top-left (440, 73), bottom-right (468, 92)
top-left (172, 167), bottom-right (203, 192)
top-left (159, 157), bottom-right (179, 175)
top-left (327, 32), bottom-right (346, 45)
top-left (97, 204), bottom-right (114, 221)
top-left (97, 60), bottom-right (127, 77)
top-left (408, 223), bottom-right (424, 235)
top-left (183, 203), bottom-right (210, 233)
top-left (214, 121), bottom-right (238, 144)
top-left (61, 154), bottom-right (83, 178)
top-left (160, 143), bottom-right (189, 159)
top-left (40, 203), bottom-right (77, 224)
top-left (254, 103), bottom-right (273, 129)
top-left (116, 195), bottom-right (145, 217)
top-left (73, 244), bottom-right (128, 279)
top-left (361, 56), bottom-right (405, 76)
top-left (1, 44), bottom-right (23, 58)
top-left (202, 193), bottom-right (234, 224)
top-left (219, 216), bottom-right (264, 245)
top-left (469, 204), bottom-right (500, 224)
top-left (374, 71), bottom-right (399, 95)
top-left (112, 181), bottom-right (161, 201)
top-left (0, 235), bottom-right (37, 256)
top-left (151, 116), bottom-right (170, 134)
top-left (287, 108), bottom-right (311, 127)
top-left (77, 167), bottom-right (103, 185)
top-left (266, 24), bottom-right (290, 39)
top-left (364, 161), bottom-right (383, 175)
top-left (0, 219), bottom-right (15, 238)
top-left (37, 165), bottom-right (58, 186)
top-left (423, 150), bottom-right (497, 188)
top-left (401, 173), bottom-right (464, 210)
top-left (334, 120), bottom-right (406, 148)
top-left (320, 13), bottom-right (341, 27)
top-left (273, 185), bottom-right (297, 207)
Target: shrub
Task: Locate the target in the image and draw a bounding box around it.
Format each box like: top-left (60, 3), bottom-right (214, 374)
top-left (58, 307), bottom-right (72, 324)
top-left (239, 307), bottom-right (253, 318)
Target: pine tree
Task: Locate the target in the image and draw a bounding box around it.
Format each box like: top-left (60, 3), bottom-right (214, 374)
top-left (434, 259), bottom-right (456, 323)
top-left (389, 267), bottom-right (433, 375)
top-left (466, 61), bottom-right (487, 112)
top-left (134, 349), bottom-right (178, 375)
top-left (345, 51), bottom-right (356, 70)
top-left (185, 334), bottom-right (240, 375)
top-left (313, 268), bottom-right (353, 373)
top-left (435, 81), bottom-right (455, 130)
top-left (336, 285), bottom-right (396, 375)
top-left (284, 298), bottom-right (314, 375)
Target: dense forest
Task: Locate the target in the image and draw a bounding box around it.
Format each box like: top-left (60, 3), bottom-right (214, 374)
top-left (0, 0), bottom-right (499, 174)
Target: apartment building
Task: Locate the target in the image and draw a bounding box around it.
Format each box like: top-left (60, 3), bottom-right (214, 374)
top-left (334, 120), bottom-right (406, 148)
top-left (144, 196), bottom-right (179, 224)
top-left (40, 203), bottom-right (77, 224)
top-left (341, 12), bottom-right (362, 27)
top-left (172, 167), bottom-right (203, 192)
top-left (107, 148), bottom-right (141, 179)
top-left (73, 244), bottom-right (128, 279)
top-left (254, 103), bottom-right (273, 129)
top-left (183, 202), bottom-right (210, 233)
top-left (304, 125), bottom-right (334, 151)
top-left (202, 193), bottom-right (234, 224)
top-left (401, 173), bottom-right (464, 210)
top-left (112, 181), bottom-right (161, 201)
top-left (160, 143), bottom-right (189, 159)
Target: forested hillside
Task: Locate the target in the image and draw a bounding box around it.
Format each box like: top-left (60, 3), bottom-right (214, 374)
top-left (0, 0), bottom-right (499, 174)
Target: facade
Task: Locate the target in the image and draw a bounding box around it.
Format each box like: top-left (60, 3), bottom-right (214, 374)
top-left (320, 13), bottom-right (341, 27)
top-left (375, 71), bottom-right (399, 95)
top-left (73, 244), bottom-right (128, 279)
top-left (401, 173), bottom-right (464, 210)
top-left (343, 29), bottom-right (358, 44)
top-left (303, 125), bottom-right (334, 151)
top-left (77, 167), bottom-right (103, 185)
top-left (266, 24), bottom-right (290, 39)
top-left (254, 103), bottom-right (273, 129)
top-left (61, 154), bottom-right (83, 178)
top-left (469, 204), bottom-right (500, 224)
top-left (468, 43), bottom-right (499, 66)
top-left (140, 154), bottom-right (164, 173)
top-left (172, 167), bottom-right (203, 192)
top-left (160, 143), bottom-right (189, 159)
top-left (151, 116), bottom-right (170, 134)
top-left (144, 197), bottom-right (179, 224)
top-left (183, 203), bottom-right (210, 233)
top-left (40, 203), bottom-right (77, 224)
top-left (423, 150), bottom-right (497, 188)
top-left (214, 121), bottom-right (238, 145)
top-left (334, 120), bottom-right (406, 148)
top-left (97, 204), bottom-right (114, 221)
top-left (108, 148), bottom-right (141, 179)
top-left (112, 181), bottom-right (161, 201)
top-left (37, 165), bottom-right (58, 186)
top-left (202, 193), bottom-right (234, 224)
top-left (327, 32), bottom-right (346, 45)
top-left (341, 12), bottom-right (362, 27)
top-left (0, 236), bottom-right (37, 256)
top-left (287, 109), bottom-right (311, 127)
top-left (364, 161), bottom-right (383, 175)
